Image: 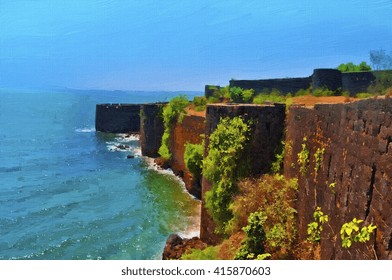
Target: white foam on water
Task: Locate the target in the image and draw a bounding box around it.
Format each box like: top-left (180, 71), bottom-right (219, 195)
top-left (75, 127), bottom-right (96, 133)
top-left (115, 134), bottom-right (139, 142)
top-left (141, 156), bottom-right (201, 239)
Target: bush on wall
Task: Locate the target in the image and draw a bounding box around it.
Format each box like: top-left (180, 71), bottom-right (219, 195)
top-left (203, 116), bottom-right (251, 234)
top-left (158, 95), bottom-right (189, 160)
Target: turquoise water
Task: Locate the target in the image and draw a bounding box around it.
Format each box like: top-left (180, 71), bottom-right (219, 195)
top-left (0, 89), bottom-right (200, 260)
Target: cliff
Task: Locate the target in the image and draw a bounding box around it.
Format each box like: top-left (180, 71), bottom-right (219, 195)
top-left (169, 114), bottom-right (206, 199)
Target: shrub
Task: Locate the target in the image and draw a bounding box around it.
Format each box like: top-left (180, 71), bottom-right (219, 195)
top-left (295, 87), bottom-right (311, 97)
top-left (355, 92), bottom-right (374, 99)
top-left (181, 246), bottom-right (219, 260)
top-left (271, 141), bottom-right (286, 174)
top-left (314, 147), bottom-right (325, 177)
top-left (297, 137), bottom-right (309, 176)
top-left (340, 218), bottom-right (377, 248)
top-left (234, 211), bottom-right (268, 260)
top-left (184, 141), bottom-right (204, 182)
top-left (307, 207), bottom-right (329, 243)
top-left (207, 96), bottom-right (220, 103)
top-left (203, 116), bottom-right (251, 234)
top-left (253, 90), bottom-right (286, 104)
top-left (193, 96), bottom-right (207, 111)
top-left (228, 87), bottom-right (255, 103)
top-left (312, 87), bottom-right (335, 97)
top-left (158, 95), bottom-right (189, 160)
top-left (229, 86), bottom-right (244, 103)
top-left (242, 89), bottom-right (255, 103)
top-left (230, 174), bottom-right (298, 259)
top-left (206, 85), bottom-right (230, 102)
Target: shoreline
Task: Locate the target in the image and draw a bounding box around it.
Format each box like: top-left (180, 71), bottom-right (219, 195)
top-left (110, 133), bottom-right (202, 258)
top-left (113, 133), bottom-right (201, 238)
top-left (141, 155), bottom-right (201, 239)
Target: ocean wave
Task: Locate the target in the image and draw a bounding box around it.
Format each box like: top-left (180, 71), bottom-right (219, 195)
top-left (115, 133), bottom-right (139, 142)
top-left (75, 127), bottom-right (96, 133)
top-left (105, 133), bottom-right (141, 157)
top-left (141, 156), bottom-right (201, 239)
top-left (106, 143), bottom-right (141, 157)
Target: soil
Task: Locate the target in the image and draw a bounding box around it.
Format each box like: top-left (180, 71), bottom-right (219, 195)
top-left (291, 95), bottom-right (358, 107)
top-left (186, 95), bottom-right (361, 116)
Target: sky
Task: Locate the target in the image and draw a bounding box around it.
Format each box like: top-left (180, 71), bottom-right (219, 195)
top-left (1, 0), bottom-right (392, 91)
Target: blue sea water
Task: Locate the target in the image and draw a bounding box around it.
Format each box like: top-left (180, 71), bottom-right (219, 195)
top-left (0, 88), bottom-right (201, 260)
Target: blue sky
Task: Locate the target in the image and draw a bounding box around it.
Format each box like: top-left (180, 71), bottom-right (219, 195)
top-left (1, 0), bottom-right (392, 91)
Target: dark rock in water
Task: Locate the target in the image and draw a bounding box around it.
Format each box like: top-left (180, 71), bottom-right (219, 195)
top-left (116, 144), bottom-right (130, 150)
top-left (127, 154), bottom-right (134, 159)
top-left (162, 234), bottom-right (207, 260)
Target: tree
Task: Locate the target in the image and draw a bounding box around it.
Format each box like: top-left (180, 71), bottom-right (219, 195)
top-left (369, 49), bottom-right (392, 70)
top-left (337, 62), bottom-right (371, 72)
top-left (359, 61), bottom-right (372, 71)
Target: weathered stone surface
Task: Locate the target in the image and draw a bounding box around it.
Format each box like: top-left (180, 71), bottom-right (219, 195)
top-left (230, 77), bottom-right (312, 95)
top-left (200, 103), bottom-right (286, 245)
top-left (284, 98), bottom-right (392, 259)
top-left (162, 234), bottom-right (207, 260)
top-left (139, 103), bottom-right (166, 157)
top-left (169, 115), bottom-right (206, 199)
top-left (312, 68), bottom-right (342, 92)
top-left (95, 104), bottom-right (141, 133)
top-left (226, 69), bottom-right (392, 96)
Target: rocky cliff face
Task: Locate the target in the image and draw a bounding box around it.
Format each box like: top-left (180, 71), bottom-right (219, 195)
top-left (284, 98), bottom-right (392, 259)
top-left (169, 115), bottom-right (206, 199)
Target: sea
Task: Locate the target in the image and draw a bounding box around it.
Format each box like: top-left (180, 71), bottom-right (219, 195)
top-left (0, 88), bottom-right (201, 260)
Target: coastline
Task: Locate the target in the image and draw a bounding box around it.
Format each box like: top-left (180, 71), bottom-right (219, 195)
top-left (141, 155), bottom-right (201, 239)
top-left (108, 133), bottom-right (202, 258)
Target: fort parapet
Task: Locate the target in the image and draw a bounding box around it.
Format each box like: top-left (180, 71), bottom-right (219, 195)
top-left (226, 69), bottom-right (392, 96)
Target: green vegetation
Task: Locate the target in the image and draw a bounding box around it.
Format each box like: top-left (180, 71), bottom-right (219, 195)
top-left (340, 218), bottom-right (377, 248)
top-left (312, 87), bottom-right (336, 97)
top-left (235, 211), bottom-right (268, 260)
top-left (253, 89), bottom-right (287, 104)
top-left (271, 140), bottom-right (287, 175)
top-left (337, 62), bottom-right (371, 72)
top-left (184, 141), bottom-right (204, 182)
top-left (314, 147), bottom-right (325, 174)
top-left (368, 71), bottom-right (392, 94)
top-left (297, 137), bottom-right (310, 176)
top-left (356, 92), bottom-right (374, 99)
top-left (206, 85), bottom-right (230, 103)
top-left (329, 182), bottom-right (336, 194)
top-left (229, 87), bottom-right (255, 103)
top-left (307, 207), bottom-right (329, 243)
top-left (230, 174), bottom-right (298, 259)
top-left (158, 95), bottom-right (189, 160)
top-left (181, 246), bottom-right (219, 260)
top-left (192, 96), bottom-right (207, 111)
top-left (203, 116), bottom-right (251, 234)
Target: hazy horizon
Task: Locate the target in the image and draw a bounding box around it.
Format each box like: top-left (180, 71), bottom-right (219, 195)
top-left (1, 0), bottom-right (392, 91)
